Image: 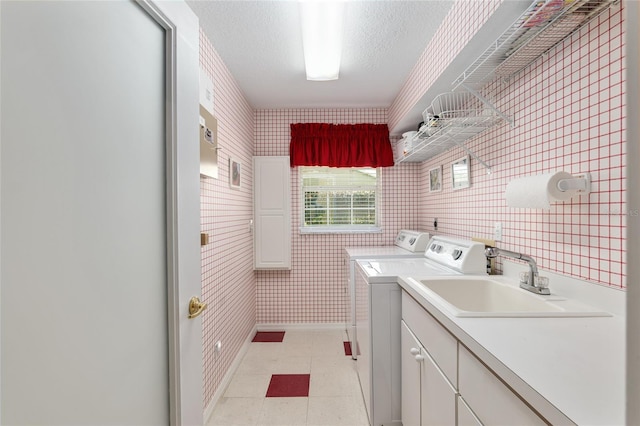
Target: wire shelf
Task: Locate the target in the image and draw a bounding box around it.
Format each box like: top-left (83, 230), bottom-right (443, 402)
top-left (396, 0), bottom-right (615, 166)
top-left (397, 93), bottom-right (503, 164)
top-left (453, 0), bottom-right (616, 89)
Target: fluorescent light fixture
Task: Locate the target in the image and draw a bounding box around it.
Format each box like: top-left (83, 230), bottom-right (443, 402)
top-left (299, 1), bottom-right (345, 81)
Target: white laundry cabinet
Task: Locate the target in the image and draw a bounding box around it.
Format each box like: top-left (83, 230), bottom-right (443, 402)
top-left (253, 156), bottom-right (291, 269)
top-left (401, 291), bottom-right (548, 425)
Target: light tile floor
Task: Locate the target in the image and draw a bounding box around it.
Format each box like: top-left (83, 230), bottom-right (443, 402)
top-left (208, 329), bottom-right (369, 426)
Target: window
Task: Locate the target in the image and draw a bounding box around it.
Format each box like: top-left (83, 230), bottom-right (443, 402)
top-left (300, 167), bottom-right (381, 233)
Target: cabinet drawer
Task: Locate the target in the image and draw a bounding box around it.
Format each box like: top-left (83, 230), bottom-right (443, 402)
top-left (401, 291), bottom-right (457, 388)
top-left (459, 345), bottom-right (546, 425)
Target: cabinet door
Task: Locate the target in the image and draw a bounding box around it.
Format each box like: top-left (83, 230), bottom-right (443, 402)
top-left (459, 346), bottom-right (546, 425)
top-left (401, 321), bottom-right (457, 426)
top-left (421, 342), bottom-right (457, 426)
top-left (253, 156), bottom-right (291, 269)
top-left (402, 292), bottom-right (457, 387)
top-left (401, 321), bottom-right (422, 426)
top-left (458, 396), bottom-right (483, 426)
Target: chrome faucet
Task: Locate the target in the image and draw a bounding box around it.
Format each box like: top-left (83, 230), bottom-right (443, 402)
top-left (485, 247), bottom-right (550, 295)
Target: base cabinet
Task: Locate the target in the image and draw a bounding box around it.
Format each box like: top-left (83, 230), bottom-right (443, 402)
top-left (401, 291), bottom-right (549, 426)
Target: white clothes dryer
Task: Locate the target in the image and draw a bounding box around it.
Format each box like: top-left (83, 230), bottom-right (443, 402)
top-left (344, 230), bottom-right (430, 359)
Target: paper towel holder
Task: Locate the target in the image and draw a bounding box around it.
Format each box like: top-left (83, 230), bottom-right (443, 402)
top-left (556, 172), bottom-right (591, 194)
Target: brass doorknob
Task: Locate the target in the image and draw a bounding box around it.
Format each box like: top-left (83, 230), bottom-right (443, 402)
top-left (188, 296), bottom-right (207, 319)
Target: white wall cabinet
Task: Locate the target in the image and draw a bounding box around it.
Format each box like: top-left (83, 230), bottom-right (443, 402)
top-left (253, 156), bottom-right (291, 269)
top-left (401, 291), bottom-right (548, 426)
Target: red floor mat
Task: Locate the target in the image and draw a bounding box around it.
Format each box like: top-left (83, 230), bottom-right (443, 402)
top-left (252, 331), bottom-right (285, 342)
top-left (343, 341), bottom-right (352, 356)
top-left (265, 374), bottom-right (310, 397)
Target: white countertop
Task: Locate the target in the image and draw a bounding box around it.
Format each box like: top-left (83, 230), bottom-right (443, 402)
top-left (398, 263), bottom-right (626, 425)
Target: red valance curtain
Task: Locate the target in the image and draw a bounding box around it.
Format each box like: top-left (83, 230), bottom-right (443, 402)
top-left (289, 123), bottom-right (395, 168)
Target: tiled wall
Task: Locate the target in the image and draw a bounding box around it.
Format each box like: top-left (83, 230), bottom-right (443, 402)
top-left (411, 4), bottom-right (627, 288)
top-left (389, 0), bottom-right (501, 131)
top-left (255, 109), bottom-right (422, 323)
top-left (199, 30), bottom-right (256, 407)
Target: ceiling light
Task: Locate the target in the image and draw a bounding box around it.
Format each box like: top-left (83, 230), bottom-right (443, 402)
top-left (299, 0), bottom-right (345, 81)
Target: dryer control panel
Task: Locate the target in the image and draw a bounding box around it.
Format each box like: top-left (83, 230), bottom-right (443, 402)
top-left (395, 230), bottom-right (431, 252)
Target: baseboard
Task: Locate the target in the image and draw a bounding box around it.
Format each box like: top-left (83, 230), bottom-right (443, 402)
top-left (257, 322), bottom-right (346, 331)
top-left (203, 324), bottom-right (257, 425)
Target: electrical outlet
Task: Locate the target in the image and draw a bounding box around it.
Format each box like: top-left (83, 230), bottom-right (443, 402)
top-left (494, 222), bottom-right (503, 241)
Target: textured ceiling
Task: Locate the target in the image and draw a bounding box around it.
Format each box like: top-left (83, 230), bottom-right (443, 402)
top-left (187, 1), bottom-right (454, 109)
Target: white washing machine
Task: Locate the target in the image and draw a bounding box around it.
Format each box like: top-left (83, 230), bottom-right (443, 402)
top-left (354, 236), bottom-right (487, 426)
top-left (344, 230), bottom-right (430, 360)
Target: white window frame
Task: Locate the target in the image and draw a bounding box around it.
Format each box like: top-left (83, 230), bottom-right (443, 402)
top-left (299, 166), bottom-right (382, 234)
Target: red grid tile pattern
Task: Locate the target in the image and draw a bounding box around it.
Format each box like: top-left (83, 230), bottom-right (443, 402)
top-left (255, 109), bottom-right (422, 324)
top-left (199, 29), bottom-right (257, 408)
top-left (388, 0), bottom-right (501, 131)
top-left (414, 4), bottom-right (627, 288)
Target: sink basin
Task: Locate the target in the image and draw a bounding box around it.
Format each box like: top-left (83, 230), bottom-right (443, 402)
top-left (408, 277), bottom-right (611, 318)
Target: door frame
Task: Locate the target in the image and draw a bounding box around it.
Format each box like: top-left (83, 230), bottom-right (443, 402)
top-left (135, 2), bottom-right (202, 425)
top-left (625, 1), bottom-right (639, 424)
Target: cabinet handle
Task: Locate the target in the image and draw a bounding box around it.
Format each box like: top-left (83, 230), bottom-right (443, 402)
top-left (414, 354), bottom-right (424, 362)
top-left (410, 347), bottom-right (420, 355)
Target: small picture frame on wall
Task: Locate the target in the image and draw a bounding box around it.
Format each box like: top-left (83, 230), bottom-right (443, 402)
top-left (229, 157), bottom-right (241, 190)
top-left (429, 166), bottom-right (442, 192)
top-left (451, 155), bottom-right (470, 190)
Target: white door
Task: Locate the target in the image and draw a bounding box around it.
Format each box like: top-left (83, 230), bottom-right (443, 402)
top-left (0, 1), bottom-right (202, 425)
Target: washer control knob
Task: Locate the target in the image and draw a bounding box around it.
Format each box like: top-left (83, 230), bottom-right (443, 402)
top-left (435, 244), bottom-right (443, 253)
top-left (452, 249), bottom-right (463, 260)
top-left (409, 237), bottom-right (416, 245)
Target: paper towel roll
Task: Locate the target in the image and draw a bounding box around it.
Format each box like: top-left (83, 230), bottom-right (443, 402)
top-left (505, 171), bottom-right (577, 209)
